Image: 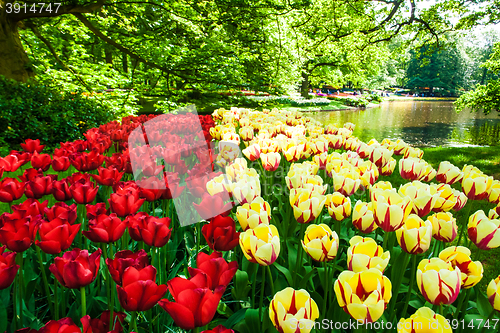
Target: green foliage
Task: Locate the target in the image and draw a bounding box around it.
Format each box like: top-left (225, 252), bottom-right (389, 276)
top-left (343, 97), bottom-right (368, 107)
top-left (366, 93), bottom-right (382, 103)
top-left (0, 76), bottom-right (113, 152)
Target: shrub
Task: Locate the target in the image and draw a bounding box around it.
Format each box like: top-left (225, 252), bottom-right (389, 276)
top-left (344, 97), bottom-right (368, 107)
top-left (0, 76), bottom-right (113, 152)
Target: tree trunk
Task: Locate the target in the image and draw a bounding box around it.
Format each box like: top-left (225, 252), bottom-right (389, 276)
top-left (0, 10), bottom-right (34, 82)
top-left (300, 71), bottom-right (309, 98)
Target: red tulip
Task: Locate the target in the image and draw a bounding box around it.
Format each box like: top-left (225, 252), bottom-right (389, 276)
top-left (80, 311), bottom-right (127, 333)
top-left (25, 174), bottom-right (56, 199)
top-left (0, 246), bottom-right (19, 289)
top-left (109, 191), bottom-right (145, 217)
top-left (31, 151), bottom-right (52, 172)
top-left (105, 153), bottom-right (126, 171)
top-left (38, 317), bottom-right (80, 333)
top-left (188, 251), bottom-right (238, 291)
top-left (159, 280), bottom-right (224, 330)
top-left (127, 212), bottom-right (171, 247)
top-left (106, 249), bottom-right (149, 285)
top-left (70, 180), bottom-right (99, 205)
top-left (18, 168), bottom-right (44, 182)
top-left (49, 248), bottom-right (102, 289)
top-left (161, 172), bottom-right (185, 200)
top-left (0, 177), bottom-right (25, 203)
top-left (85, 203), bottom-right (108, 219)
top-left (52, 155), bottom-right (71, 172)
top-left (20, 139), bottom-right (45, 153)
top-left (44, 202), bottom-right (77, 224)
top-left (35, 218), bottom-right (81, 254)
top-left (68, 172), bottom-right (91, 185)
top-left (193, 193), bottom-right (234, 221)
top-left (70, 150), bottom-right (105, 172)
top-left (0, 154), bottom-right (24, 172)
top-left (201, 216), bottom-right (240, 252)
top-left (83, 213), bottom-right (127, 244)
top-left (91, 166), bottom-right (124, 187)
top-left (137, 177), bottom-right (165, 202)
top-left (52, 179), bottom-right (73, 202)
top-left (116, 265), bottom-right (167, 311)
top-left (0, 215), bottom-right (40, 252)
top-left (201, 325), bottom-right (234, 333)
top-left (11, 198), bottom-right (48, 218)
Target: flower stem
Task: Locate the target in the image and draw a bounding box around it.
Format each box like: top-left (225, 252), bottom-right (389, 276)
top-left (453, 289), bottom-right (467, 319)
top-left (382, 231), bottom-right (389, 249)
top-left (481, 310), bottom-right (497, 333)
top-left (130, 311), bottom-right (138, 332)
top-left (401, 254), bottom-right (417, 318)
top-left (80, 286), bottom-right (86, 317)
top-left (322, 261), bottom-right (329, 315)
top-left (259, 265), bottom-right (266, 330)
top-left (17, 253), bottom-right (24, 327)
top-left (251, 263), bottom-right (257, 308)
top-left (388, 251), bottom-right (410, 323)
top-left (36, 247), bottom-right (54, 317)
top-left (293, 223), bottom-right (306, 287)
top-left (457, 200), bottom-right (474, 246)
top-left (266, 265), bottom-right (275, 296)
top-left (54, 280), bottom-right (59, 320)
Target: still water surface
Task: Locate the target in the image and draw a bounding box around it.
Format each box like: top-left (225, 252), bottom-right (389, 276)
top-left (309, 101), bottom-right (500, 147)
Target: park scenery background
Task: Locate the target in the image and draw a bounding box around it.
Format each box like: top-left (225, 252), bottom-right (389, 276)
top-left (1, 0), bottom-right (500, 333)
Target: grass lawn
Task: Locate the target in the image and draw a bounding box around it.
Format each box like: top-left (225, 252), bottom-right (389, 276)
top-left (377, 145), bottom-right (500, 292)
top-left (279, 100), bottom-right (353, 112)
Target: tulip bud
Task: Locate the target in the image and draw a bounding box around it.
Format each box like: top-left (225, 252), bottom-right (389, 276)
top-left (431, 183), bottom-right (456, 212)
top-left (331, 168), bottom-right (361, 196)
top-left (436, 161), bottom-right (463, 185)
top-left (467, 210), bottom-right (500, 250)
top-left (399, 158), bottom-right (426, 181)
top-left (416, 258), bottom-right (461, 305)
top-left (0, 246), bottom-right (19, 290)
top-left (380, 157), bottom-right (396, 176)
top-left (439, 246), bottom-right (483, 289)
top-left (301, 224), bottom-right (339, 262)
top-left (397, 307), bottom-right (452, 333)
top-left (236, 197), bottom-right (271, 231)
top-left (452, 189), bottom-right (468, 211)
top-left (260, 152), bottom-right (281, 172)
top-left (242, 144), bottom-right (261, 161)
top-left (404, 147), bottom-right (424, 159)
top-left (325, 193), bottom-right (351, 221)
top-left (347, 236), bottom-right (390, 273)
top-left (396, 214), bottom-right (433, 254)
top-left (487, 275), bottom-right (500, 313)
top-left (269, 288), bottom-right (320, 333)
top-left (239, 126), bottom-right (254, 141)
top-left (393, 139), bottom-right (409, 155)
top-left (239, 224), bottom-right (280, 266)
top-left (488, 180), bottom-right (500, 204)
top-left (232, 176), bottom-right (260, 205)
top-left (334, 268), bottom-right (392, 323)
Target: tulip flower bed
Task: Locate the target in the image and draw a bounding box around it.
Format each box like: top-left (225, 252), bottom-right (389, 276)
top-left (0, 108), bottom-right (500, 333)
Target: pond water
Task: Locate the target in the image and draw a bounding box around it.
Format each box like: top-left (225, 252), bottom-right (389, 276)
top-left (308, 101), bottom-right (500, 147)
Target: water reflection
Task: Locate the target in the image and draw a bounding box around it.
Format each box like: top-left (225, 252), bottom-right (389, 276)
top-left (308, 101), bottom-right (500, 147)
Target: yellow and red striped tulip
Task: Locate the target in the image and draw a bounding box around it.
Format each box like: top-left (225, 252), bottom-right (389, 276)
top-left (398, 181), bottom-right (437, 217)
top-left (418, 163), bottom-right (436, 182)
top-left (427, 212), bottom-right (457, 242)
top-left (462, 171), bottom-right (493, 201)
top-left (356, 143), bottom-right (374, 159)
top-left (232, 177), bottom-right (260, 205)
top-left (261, 152), bottom-right (281, 172)
top-left (371, 188), bottom-right (413, 232)
top-left (416, 258), bottom-right (461, 305)
top-left (334, 268), bottom-right (392, 323)
top-left (462, 164), bottom-right (482, 177)
top-left (397, 307), bottom-right (451, 333)
top-left (431, 184), bottom-right (456, 212)
top-left (369, 147), bottom-right (393, 168)
top-left (396, 214), bottom-right (433, 254)
top-left (497, 203), bottom-right (500, 216)
top-left (239, 224), bottom-right (280, 266)
top-left (337, 127), bottom-right (352, 138)
top-left (467, 210), bottom-right (500, 250)
top-left (313, 152), bottom-right (328, 170)
top-left (436, 161), bottom-right (463, 185)
top-left (285, 170), bottom-right (308, 190)
top-left (393, 139), bottom-right (409, 156)
top-left (301, 224), bottom-right (339, 262)
top-left (379, 157), bottom-right (396, 176)
top-left (347, 236), bottom-right (390, 273)
top-left (352, 201), bottom-right (378, 234)
top-left (325, 193), bottom-right (352, 221)
top-left (239, 126), bottom-right (254, 141)
top-left (327, 134), bottom-right (344, 150)
top-left (307, 138), bottom-right (329, 155)
top-left (358, 161), bottom-right (379, 186)
top-left (289, 188), bottom-right (326, 224)
top-left (404, 147), bottom-right (424, 159)
top-left (439, 246), bottom-right (483, 289)
top-left (452, 189), bottom-right (468, 212)
top-left (344, 122), bottom-right (355, 131)
top-left (242, 144), bottom-right (261, 161)
top-left (344, 137), bottom-right (360, 152)
top-left (399, 157), bottom-right (426, 181)
top-left (370, 181), bottom-right (392, 192)
top-left (236, 197), bottom-right (271, 231)
top-left (284, 145), bottom-right (304, 163)
top-left (331, 169), bottom-right (361, 197)
top-left (487, 276), bottom-right (500, 312)
top-left (206, 174), bottom-right (232, 196)
top-left (325, 124), bottom-right (339, 135)
top-left (488, 180), bottom-right (500, 204)
top-left (269, 287), bottom-right (320, 333)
